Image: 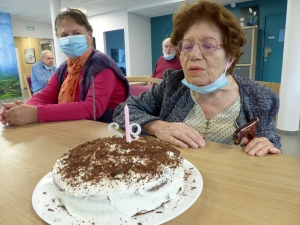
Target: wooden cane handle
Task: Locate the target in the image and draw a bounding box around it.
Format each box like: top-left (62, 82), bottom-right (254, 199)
top-left (233, 117), bottom-right (259, 145)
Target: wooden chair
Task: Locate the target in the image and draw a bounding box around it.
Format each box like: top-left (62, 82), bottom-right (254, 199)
top-left (126, 76), bottom-right (162, 96)
top-left (126, 76), bottom-right (162, 84)
top-left (257, 81), bottom-right (281, 123)
top-left (23, 74), bottom-right (33, 99)
top-left (257, 81), bottom-right (280, 95)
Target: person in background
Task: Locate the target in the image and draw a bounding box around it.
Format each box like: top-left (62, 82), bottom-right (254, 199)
top-left (113, 0), bottom-right (281, 157)
top-left (31, 50), bottom-right (57, 95)
top-left (151, 37), bottom-right (182, 80)
top-left (0, 8), bottom-right (129, 126)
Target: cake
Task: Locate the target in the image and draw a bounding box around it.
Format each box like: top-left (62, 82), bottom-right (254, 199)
top-left (51, 136), bottom-right (184, 223)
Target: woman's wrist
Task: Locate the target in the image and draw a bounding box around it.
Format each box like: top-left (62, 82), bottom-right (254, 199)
top-left (142, 120), bottom-right (164, 136)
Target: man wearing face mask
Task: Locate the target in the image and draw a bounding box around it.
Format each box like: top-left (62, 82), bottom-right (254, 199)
top-left (0, 8), bottom-right (129, 126)
top-left (31, 50), bottom-right (57, 95)
top-left (151, 38), bottom-right (182, 80)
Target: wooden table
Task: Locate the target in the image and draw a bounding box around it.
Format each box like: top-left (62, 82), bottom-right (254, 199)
top-left (1, 120), bottom-right (300, 224)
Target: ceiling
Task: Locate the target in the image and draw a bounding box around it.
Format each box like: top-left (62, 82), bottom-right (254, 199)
top-left (0, 0), bottom-right (252, 24)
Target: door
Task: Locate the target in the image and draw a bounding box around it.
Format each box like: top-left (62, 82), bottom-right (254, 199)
top-left (104, 29), bottom-right (126, 75)
top-left (39, 40), bottom-right (55, 65)
top-left (262, 14), bottom-right (286, 83)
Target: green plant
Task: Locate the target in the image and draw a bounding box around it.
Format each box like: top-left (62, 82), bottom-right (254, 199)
top-left (248, 8), bottom-right (258, 20)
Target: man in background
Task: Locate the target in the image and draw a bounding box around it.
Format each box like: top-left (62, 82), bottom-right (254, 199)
top-left (151, 37), bottom-right (181, 79)
top-left (31, 50), bottom-right (57, 95)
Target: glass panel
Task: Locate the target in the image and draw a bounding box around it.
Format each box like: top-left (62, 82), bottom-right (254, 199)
top-left (40, 43), bottom-right (51, 51)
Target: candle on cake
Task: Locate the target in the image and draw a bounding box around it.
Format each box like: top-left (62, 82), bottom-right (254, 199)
top-left (124, 104), bottom-right (131, 143)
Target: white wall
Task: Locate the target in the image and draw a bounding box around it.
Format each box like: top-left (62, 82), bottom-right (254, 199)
top-left (89, 10), bottom-right (127, 53)
top-left (127, 13), bottom-right (152, 76)
top-left (277, 0), bottom-right (300, 132)
top-left (89, 9), bottom-right (152, 76)
top-left (11, 18), bottom-right (53, 38)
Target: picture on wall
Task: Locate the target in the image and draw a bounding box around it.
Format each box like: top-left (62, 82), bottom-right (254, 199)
top-left (24, 48), bottom-right (36, 64)
top-left (240, 6), bottom-right (259, 28)
top-left (0, 12), bottom-right (22, 100)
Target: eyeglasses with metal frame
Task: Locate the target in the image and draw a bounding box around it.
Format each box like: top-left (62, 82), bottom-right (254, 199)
top-left (177, 37), bottom-right (224, 56)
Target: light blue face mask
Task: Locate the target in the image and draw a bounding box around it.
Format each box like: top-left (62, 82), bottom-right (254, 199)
top-left (181, 58), bottom-right (231, 94)
top-left (43, 64), bottom-right (53, 70)
top-left (59, 34), bottom-right (89, 58)
top-left (163, 54), bottom-right (175, 60)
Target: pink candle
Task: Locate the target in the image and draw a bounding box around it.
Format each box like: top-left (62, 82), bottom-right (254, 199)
top-left (124, 104), bottom-right (131, 143)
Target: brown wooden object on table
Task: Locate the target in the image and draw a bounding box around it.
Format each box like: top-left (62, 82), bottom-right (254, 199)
top-left (233, 117), bottom-right (259, 145)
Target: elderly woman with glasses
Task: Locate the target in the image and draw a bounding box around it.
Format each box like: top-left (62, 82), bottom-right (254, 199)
top-left (113, 0), bottom-right (281, 156)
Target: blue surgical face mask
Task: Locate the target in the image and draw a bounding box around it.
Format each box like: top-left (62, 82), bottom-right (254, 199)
top-left (43, 64), bottom-right (53, 70)
top-left (181, 58), bottom-right (231, 94)
top-left (59, 34), bottom-right (89, 58)
top-left (163, 54), bottom-right (175, 60)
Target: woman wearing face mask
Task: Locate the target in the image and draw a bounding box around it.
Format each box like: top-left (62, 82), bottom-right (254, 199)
top-left (113, 0), bottom-right (281, 157)
top-left (0, 8), bottom-right (129, 125)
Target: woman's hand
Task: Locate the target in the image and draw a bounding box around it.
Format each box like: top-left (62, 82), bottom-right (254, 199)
top-left (143, 120), bottom-right (205, 149)
top-left (0, 101), bottom-right (18, 125)
top-left (241, 137), bottom-right (281, 156)
top-left (1, 100), bottom-right (38, 126)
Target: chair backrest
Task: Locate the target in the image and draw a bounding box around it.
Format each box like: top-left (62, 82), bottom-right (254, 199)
top-left (129, 85), bottom-right (152, 96)
top-left (126, 76), bottom-right (162, 84)
top-left (24, 75), bottom-right (33, 98)
top-left (257, 81), bottom-right (280, 95)
top-left (257, 81), bottom-right (280, 124)
top-left (126, 76), bottom-right (162, 96)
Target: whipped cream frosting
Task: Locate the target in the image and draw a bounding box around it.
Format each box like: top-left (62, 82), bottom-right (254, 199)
top-left (51, 136), bottom-right (184, 223)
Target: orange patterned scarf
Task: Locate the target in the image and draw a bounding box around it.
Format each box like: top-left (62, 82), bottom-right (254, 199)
top-left (58, 46), bottom-right (93, 103)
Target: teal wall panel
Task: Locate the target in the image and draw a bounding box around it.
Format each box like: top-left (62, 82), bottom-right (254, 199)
top-left (151, 14), bottom-right (173, 70)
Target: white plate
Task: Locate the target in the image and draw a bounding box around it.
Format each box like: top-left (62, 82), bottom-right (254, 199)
top-left (32, 159), bottom-right (203, 225)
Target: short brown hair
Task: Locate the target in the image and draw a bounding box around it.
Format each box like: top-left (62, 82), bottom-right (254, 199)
top-left (55, 8), bottom-right (92, 36)
top-left (171, 0), bottom-right (246, 74)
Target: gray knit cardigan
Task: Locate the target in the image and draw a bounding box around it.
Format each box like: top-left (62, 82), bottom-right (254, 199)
top-left (113, 69), bottom-right (281, 149)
